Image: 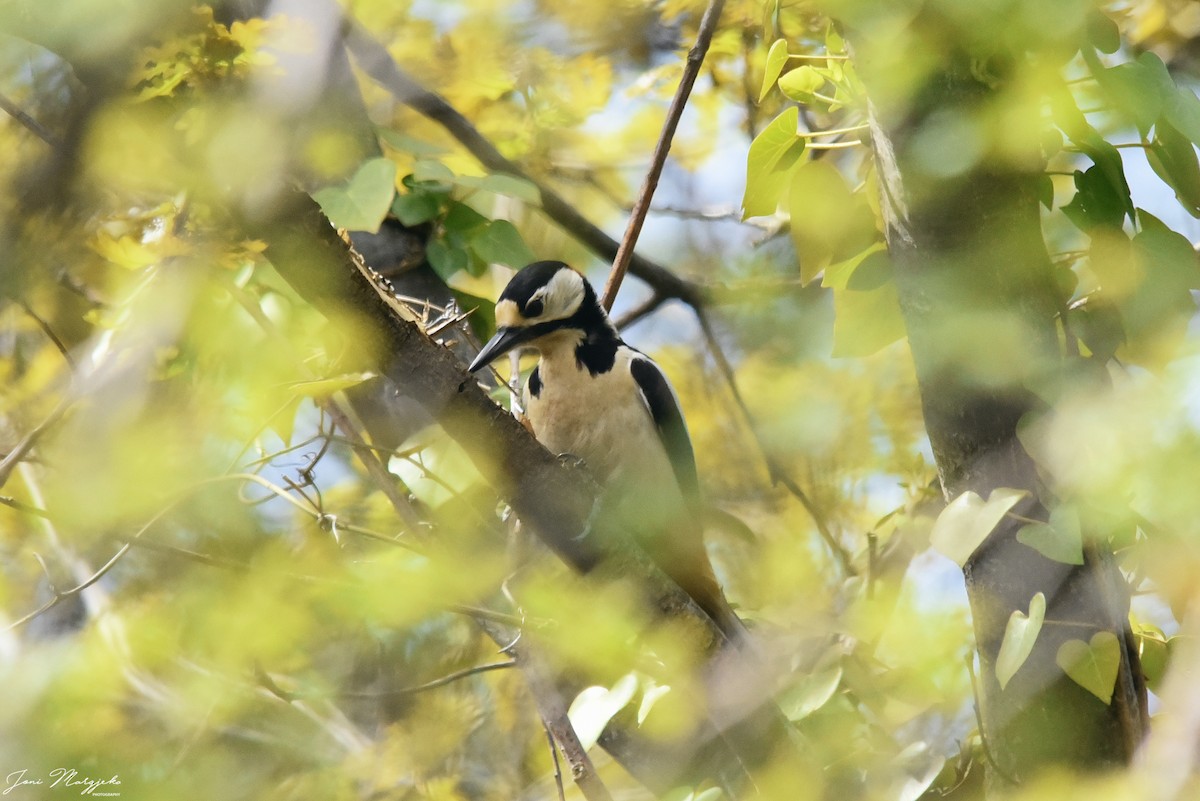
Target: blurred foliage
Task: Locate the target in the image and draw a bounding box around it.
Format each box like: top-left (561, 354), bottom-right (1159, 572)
top-left (1, 0), bottom-right (1199, 799)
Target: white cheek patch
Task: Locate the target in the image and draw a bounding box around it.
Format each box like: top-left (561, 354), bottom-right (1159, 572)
top-left (541, 268), bottom-right (585, 320)
top-left (495, 299), bottom-right (521, 328)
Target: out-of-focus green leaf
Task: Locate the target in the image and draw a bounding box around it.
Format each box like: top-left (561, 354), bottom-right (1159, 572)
top-left (1056, 632), bottom-right (1120, 704)
top-left (1086, 12), bottom-right (1120, 54)
top-left (829, 250), bottom-right (905, 357)
top-left (779, 666), bottom-right (842, 721)
top-left (743, 107), bottom-right (806, 219)
top-left (1137, 629), bottom-right (1170, 692)
top-left (1017, 507), bottom-right (1084, 565)
top-left (391, 191), bottom-right (441, 226)
top-left (454, 173), bottom-right (542, 205)
top-left (995, 592), bottom-right (1045, 689)
top-left (788, 161), bottom-right (877, 284)
top-left (1062, 165), bottom-right (1130, 232)
top-left (760, 38), bottom-right (789, 102)
top-left (470, 219), bottom-right (535, 270)
top-left (427, 238), bottom-right (469, 280)
top-left (930, 488), bottom-right (1027, 567)
top-left (1147, 120), bottom-right (1200, 217)
top-left (312, 157), bottom-right (397, 233)
top-left (379, 128), bottom-right (450, 156)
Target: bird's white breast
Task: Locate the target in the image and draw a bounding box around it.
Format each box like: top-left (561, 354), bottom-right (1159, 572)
top-left (525, 345), bottom-right (684, 513)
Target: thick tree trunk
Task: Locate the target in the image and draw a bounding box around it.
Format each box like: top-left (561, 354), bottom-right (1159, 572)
top-left (850, 36), bottom-right (1148, 786)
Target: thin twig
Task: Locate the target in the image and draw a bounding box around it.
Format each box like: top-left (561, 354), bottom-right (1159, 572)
top-left (599, 0), bottom-right (727, 311)
top-left (0, 395), bottom-right (73, 491)
top-left (338, 660), bottom-right (516, 698)
top-left (340, 16), bottom-right (707, 309)
top-left (16, 299), bottom-right (75, 368)
top-left (544, 722), bottom-right (567, 801)
top-left (0, 90), bottom-right (61, 147)
top-left (613, 292), bottom-right (669, 330)
top-left (965, 654), bottom-right (1021, 786)
top-left (695, 309), bottom-right (855, 574)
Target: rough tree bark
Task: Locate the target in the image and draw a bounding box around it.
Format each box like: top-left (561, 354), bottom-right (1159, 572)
top-left (845, 20), bottom-right (1148, 789)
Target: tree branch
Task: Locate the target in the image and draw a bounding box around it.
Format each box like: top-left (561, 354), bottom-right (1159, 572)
top-left (599, 0), bottom-right (726, 311)
top-left (339, 18), bottom-right (707, 309)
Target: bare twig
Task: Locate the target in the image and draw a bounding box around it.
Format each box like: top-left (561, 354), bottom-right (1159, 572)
top-left (16, 299), bottom-right (75, 368)
top-left (614, 292), bottom-right (669, 330)
top-left (340, 17), bottom-right (706, 309)
top-left (544, 722), bottom-right (568, 801)
top-left (0, 395), bottom-right (73, 491)
top-left (599, 0), bottom-right (728, 311)
top-left (695, 309), bottom-right (855, 575)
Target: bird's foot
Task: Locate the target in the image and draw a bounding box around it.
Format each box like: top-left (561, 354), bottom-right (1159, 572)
top-left (556, 452), bottom-right (587, 471)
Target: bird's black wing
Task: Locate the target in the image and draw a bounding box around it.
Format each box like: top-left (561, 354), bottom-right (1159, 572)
top-left (629, 356), bottom-right (701, 513)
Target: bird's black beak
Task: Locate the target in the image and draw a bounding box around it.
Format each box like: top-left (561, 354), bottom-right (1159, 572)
top-left (468, 327), bottom-right (530, 373)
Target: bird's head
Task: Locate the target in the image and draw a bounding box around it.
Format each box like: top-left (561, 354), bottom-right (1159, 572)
top-left (468, 261), bottom-right (608, 373)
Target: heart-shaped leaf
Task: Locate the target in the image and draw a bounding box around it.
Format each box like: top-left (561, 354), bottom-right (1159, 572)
top-left (312, 157), bottom-right (397, 233)
top-left (743, 107), bottom-right (805, 219)
top-left (1017, 507), bottom-right (1084, 565)
top-left (567, 673), bottom-right (639, 750)
top-left (1056, 631), bottom-right (1121, 704)
top-left (930, 487), bottom-right (1027, 567)
top-left (995, 592), bottom-right (1046, 689)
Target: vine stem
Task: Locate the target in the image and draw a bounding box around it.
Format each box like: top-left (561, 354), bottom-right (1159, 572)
top-left (599, 0), bottom-right (728, 311)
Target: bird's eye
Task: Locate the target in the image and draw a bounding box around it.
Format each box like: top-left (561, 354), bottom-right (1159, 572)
top-left (525, 298), bottom-right (544, 317)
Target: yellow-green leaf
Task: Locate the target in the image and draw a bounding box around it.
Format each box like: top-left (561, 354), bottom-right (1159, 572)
top-left (930, 487), bottom-right (1027, 567)
top-left (286, 372), bottom-right (378, 399)
top-left (777, 65), bottom-right (825, 103)
top-left (759, 38), bottom-right (789, 102)
top-left (995, 592), bottom-right (1045, 689)
top-left (1056, 632), bottom-right (1121, 704)
top-left (743, 107), bottom-right (805, 219)
top-left (312, 157), bottom-right (397, 233)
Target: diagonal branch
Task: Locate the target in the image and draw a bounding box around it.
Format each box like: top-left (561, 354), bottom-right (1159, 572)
top-left (340, 19), bottom-right (706, 309)
top-left (599, 0), bottom-right (726, 311)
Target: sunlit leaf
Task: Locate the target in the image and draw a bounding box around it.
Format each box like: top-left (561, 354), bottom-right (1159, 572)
top-left (1147, 120), bottom-right (1200, 217)
top-left (995, 592), bottom-right (1045, 689)
top-left (777, 65), bottom-right (825, 103)
top-left (743, 107), bottom-right (806, 219)
top-left (1056, 632), bottom-right (1121, 704)
top-left (1017, 507), bottom-right (1084, 565)
top-left (930, 488), bottom-right (1027, 567)
top-left (312, 157), bottom-right (397, 233)
top-left (759, 38), bottom-right (789, 102)
top-left (779, 666), bottom-right (842, 721)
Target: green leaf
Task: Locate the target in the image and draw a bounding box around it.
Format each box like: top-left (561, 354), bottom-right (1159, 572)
top-left (779, 666), bottom-right (842, 721)
top-left (822, 242), bottom-right (886, 289)
top-left (427, 238), bottom-right (469, 280)
top-left (1056, 632), bottom-right (1121, 704)
top-left (457, 173), bottom-right (542, 205)
top-left (777, 65), bottom-right (825, 103)
top-left (1137, 629), bottom-right (1170, 692)
top-left (1148, 120), bottom-right (1200, 217)
top-left (1087, 12), bottom-right (1120, 54)
top-left (567, 673), bottom-right (639, 751)
top-left (449, 288), bottom-right (496, 340)
top-left (1062, 165), bottom-right (1129, 232)
top-left (995, 592), bottom-right (1046, 689)
top-left (391, 191), bottom-right (440, 226)
top-left (1017, 507), bottom-right (1084, 565)
top-left (929, 487), bottom-right (1027, 567)
top-left (787, 161), bottom-right (878, 284)
top-left (759, 39), bottom-right (789, 102)
top-left (444, 201), bottom-right (490, 239)
top-left (470, 219), bottom-right (535, 269)
top-left (743, 107), bottom-right (806, 219)
top-left (312, 157), bottom-right (397, 233)
top-left (830, 251), bottom-right (906, 357)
